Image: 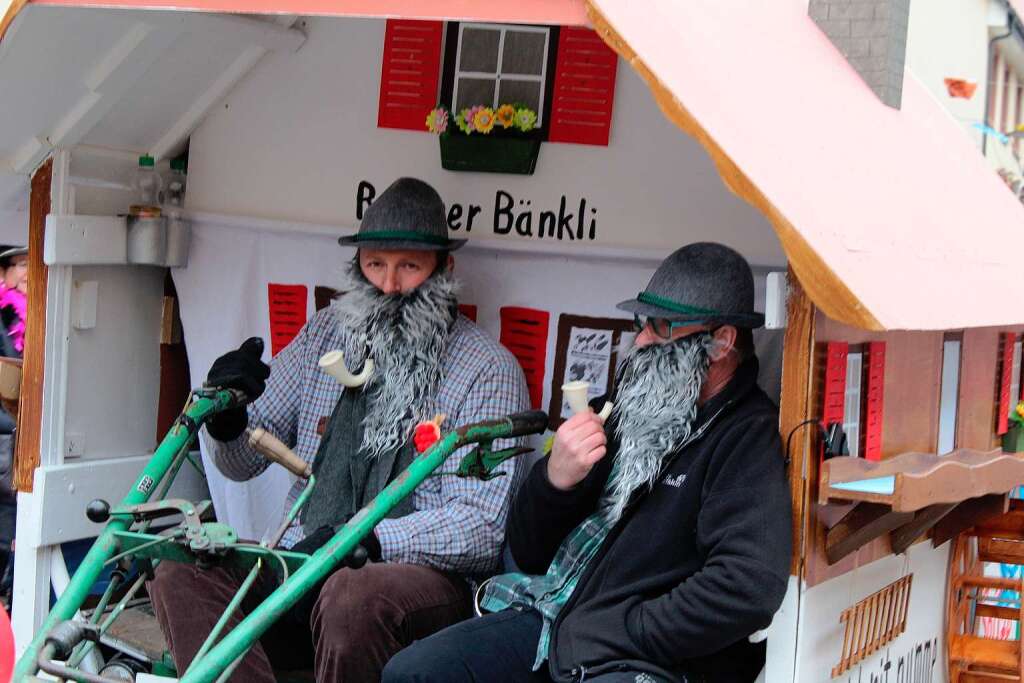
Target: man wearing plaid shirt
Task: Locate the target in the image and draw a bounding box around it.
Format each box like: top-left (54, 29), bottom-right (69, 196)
top-left (149, 178), bottom-right (530, 683)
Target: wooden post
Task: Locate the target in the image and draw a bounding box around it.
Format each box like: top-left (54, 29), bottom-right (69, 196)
top-left (14, 159), bottom-right (51, 492)
top-left (779, 268), bottom-right (816, 576)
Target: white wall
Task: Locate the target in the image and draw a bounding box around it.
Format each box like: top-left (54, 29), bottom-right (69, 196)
top-left (0, 210), bottom-right (28, 247)
top-left (905, 0), bottom-right (992, 149)
top-left (185, 16), bottom-right (786, 267)
top-left (791, 542), bottom-right (948, 683)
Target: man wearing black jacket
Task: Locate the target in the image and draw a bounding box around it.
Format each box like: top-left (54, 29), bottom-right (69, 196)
top-left (383, 242), bottom-right (792, 683)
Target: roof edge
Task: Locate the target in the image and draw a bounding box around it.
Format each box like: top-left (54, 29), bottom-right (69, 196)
top-left (585, 0), bottom-right (883, 332)
top-left (0, 0), bottom-right (27, 43)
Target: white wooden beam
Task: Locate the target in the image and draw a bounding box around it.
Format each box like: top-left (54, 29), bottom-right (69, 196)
top-left (150, 44), bottom-right (267, 161)
top-left (153, 11), bottom-right (305, 53)
top-left (6, 136), bottom-right (48, 176)
top-left (47, 21), bottom-right (181, 151)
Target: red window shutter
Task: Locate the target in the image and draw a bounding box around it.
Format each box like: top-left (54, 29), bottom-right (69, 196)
top-left (267, 283), bottom-right (308, 357)
top-left (547, 27), bottom-right (618, 146)
top-left (377, 20), bottom-right (443, 131)
top-left (822, 342), bottom-right (849, 427)
top-left (499, 307), bottom-right (550, 410)
top-left (998, 332), bottom-right (1016, 435)
top-left (820, 341), bottom-right (848, 462)
top-left (458, 304), bottom-right (478, 322)
top-left (862, 342), bottom-right (886, 461)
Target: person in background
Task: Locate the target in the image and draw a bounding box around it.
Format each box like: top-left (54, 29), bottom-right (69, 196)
top-left (0, 245), bottom-right (24, 607)
top-left (0, 247), bottom-right (27, 359)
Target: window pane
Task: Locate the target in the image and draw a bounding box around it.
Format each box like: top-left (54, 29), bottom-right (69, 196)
top-left (459, 28), bottom-right (501, 73)
top-left (455, 78), bottom-right (497, 111)
top-left (937, 340), bottom-right (961, 455)
top-left (843, 352), bottom-right (862, 458)
top-left (501, 31), bottom-right (547, 75)
top-left (497, 79), bottom-right (542, 114)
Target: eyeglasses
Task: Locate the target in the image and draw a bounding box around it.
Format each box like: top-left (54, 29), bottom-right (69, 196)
top-left (633, 314), bottom-right (707, 340)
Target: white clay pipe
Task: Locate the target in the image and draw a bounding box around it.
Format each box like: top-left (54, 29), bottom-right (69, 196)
top-left (562, 381), bottom-right (613, 422)
top-left (318, 350), bottom-right (374, 388)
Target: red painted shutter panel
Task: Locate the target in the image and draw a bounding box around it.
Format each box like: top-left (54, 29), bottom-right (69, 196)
top-left (499, 307), bottom-right (550, 410)
top-left (821, 342), bottom-right (848, 462)
top-left (547, 27), bottom-right (618, 146)
top-left (377, 19), bottom-right (443, 131)
top-left (998, 333), bottom-right (1016, 435)
top-left (268, 284), bottom-right (308, 357)
top-left (862, 342), bottom-right (886, 461)
top-left (822, 342), bottom-right (849, 427)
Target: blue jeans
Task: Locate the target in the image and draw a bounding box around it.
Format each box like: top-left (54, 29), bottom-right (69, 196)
top-left (382, 607), bottom-right (676, 683)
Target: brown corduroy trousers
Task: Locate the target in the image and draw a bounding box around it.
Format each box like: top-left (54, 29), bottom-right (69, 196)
top-left (149, 560), bottom-right (472, 683)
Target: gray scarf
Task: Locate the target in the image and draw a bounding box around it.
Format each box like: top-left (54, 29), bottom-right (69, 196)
top-left (301, 266), bottom-right (459, 533)
top-left (333, 263), bottom-right (459, 461)
top-left (603, 334), bottom-right (711, 523)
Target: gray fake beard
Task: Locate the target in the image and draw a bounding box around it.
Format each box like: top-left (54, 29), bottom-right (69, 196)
top-left (603, 334), bottom-right (711, 523)
top-left (333, 262), bottom-right (458, 460)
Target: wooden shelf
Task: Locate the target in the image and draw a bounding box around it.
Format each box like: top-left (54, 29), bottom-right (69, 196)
top-left (819, 449), bottom-right (1024, 513)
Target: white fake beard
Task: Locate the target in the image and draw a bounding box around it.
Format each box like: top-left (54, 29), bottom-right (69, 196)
top-left (603, 334), bottom-right (711, 523)
top-left (333, 262), bottom-right (458, 460)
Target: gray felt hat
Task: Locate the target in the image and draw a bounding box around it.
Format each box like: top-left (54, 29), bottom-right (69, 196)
top-left (338, 177), bottom-right (466, 251)
top-left (617, 242), bottom-right (765, 328)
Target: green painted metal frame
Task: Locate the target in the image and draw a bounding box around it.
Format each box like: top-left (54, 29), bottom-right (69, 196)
top-left (14, 390), bottom-right (236, 681)
top-left (15, 384), bottom-right (546, 683)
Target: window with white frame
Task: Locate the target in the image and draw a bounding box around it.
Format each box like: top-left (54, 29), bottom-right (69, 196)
top-left (936, 336), bottom-right (962, 455)
top-left (843, 350), bottom-right (863, 458)
top-left (449, 23), bottom-right (552, 127)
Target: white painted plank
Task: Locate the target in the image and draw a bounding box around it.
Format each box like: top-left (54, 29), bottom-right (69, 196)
top-left (35, 453), bottom-right (209, 546)
top-left (48, 23), bottom-right (181, 151)
top-left (43, 215), bottom-right (127, 265)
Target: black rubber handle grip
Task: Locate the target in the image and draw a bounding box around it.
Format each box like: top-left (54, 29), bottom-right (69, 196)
top-left (505, 410), bottom-right (550, 438)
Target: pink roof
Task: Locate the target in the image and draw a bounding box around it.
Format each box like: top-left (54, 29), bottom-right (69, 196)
top-left (3, 0), bottom-right (1021, 330)
top-left (589, 0), bottom-right (1024, 330)
top-left (26, 0), bottom-right (588, 23)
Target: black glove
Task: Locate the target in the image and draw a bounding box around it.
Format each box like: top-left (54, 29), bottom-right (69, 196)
top-left (205, 337), bottom-right (270, 442)
top-left (290, 524), bottom-right (382, 569)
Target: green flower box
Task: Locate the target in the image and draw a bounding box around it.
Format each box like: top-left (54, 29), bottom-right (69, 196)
top-left (1003, 422), bottom-right (1024, 453)
top-left (439, 135), bottom-right (541, 175)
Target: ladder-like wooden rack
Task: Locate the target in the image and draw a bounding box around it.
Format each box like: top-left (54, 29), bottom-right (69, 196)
top-left (948, 499), bottom-right (1024, 682)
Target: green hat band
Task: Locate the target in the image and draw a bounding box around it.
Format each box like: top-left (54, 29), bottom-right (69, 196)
top-left (352, 230), bottom-right (450, 245)
top-left (637, 291), bottom-right (722, 317)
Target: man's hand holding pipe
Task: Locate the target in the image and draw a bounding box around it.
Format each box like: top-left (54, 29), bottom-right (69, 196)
top-left (547, 410), bottom-right (607, 491)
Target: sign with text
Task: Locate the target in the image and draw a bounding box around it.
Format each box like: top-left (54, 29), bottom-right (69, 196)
top-left (356, 180), bottom-right (600, 242)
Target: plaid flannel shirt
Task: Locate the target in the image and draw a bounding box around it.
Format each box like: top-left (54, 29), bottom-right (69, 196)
top-left (481, 507), bottom-right (615, 670)
top-left (211, 307), bottom-right (530, 575)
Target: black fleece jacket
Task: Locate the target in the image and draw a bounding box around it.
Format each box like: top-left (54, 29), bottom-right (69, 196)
top-left (507, 357), bottom-right (792, 683)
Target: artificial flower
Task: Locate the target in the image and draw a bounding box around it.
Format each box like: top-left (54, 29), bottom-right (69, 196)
top-left (456, 107), bottom-right (477, 134)
top-left (425, 107), bottom-right (449, 134)
top-left (495, 104), bottom-right (516, 128)
top-left (514, 107), bottom-right (537, 132)
top-left (473, 107), bottom-right (496, 134)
